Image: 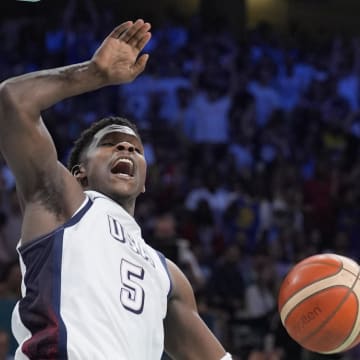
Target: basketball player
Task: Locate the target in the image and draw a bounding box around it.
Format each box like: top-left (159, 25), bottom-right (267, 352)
top-left (0, 19), bottom-right (232, 359)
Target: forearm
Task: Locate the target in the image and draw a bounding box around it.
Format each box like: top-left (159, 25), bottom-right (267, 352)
top-left (0, 19), bottom-right (151, 118)
top-left (164, 304), bottom-right (226, 359)
top-left (0, 61), bottom-right (107, 116)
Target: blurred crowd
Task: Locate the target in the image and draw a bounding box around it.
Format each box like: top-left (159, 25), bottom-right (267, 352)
top-left (0, 0), bottom-right (360, 359)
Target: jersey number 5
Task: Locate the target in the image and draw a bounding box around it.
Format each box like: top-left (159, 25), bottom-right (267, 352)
top-left (120, 259), bottom-right (145, 314)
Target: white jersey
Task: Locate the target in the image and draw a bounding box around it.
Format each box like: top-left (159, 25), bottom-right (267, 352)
top-left (12, 190), bottom-right (172, 360)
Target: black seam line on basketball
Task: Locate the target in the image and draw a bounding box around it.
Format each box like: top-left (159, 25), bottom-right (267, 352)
top-left (281, 261), bottom-right (358, 312)
top-left (299, 263), bottom-right (360, 347)
top-left (282, 264), bottom-right (343, 313)
top-left (282, 258), bottom-right (349, 322)
top-left (284, 284), bottom-right (347, 325)
top-left (283, 258), bottom-right (348, 331)
top-left (291, 261), bottom-right (358, 278)
top-left (338, 276), bottom-right (360, 351)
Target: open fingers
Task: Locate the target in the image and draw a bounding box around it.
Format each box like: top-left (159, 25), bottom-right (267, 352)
top-left (118, 19), bottom-right (151, 46)
top-left (127, 22), bottom-right (151, 49)
top-left (118, 19), bottom-right (144, 42)
top-left (135, 32), bottom-right (152, 52)
top-left (110, 21), bottom-right (133, 39)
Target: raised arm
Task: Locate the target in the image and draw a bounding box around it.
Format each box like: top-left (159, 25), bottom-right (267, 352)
top-left (164, 259), bottom-right (230, 360)
top-left (0, 19), bottom-right (151, 242)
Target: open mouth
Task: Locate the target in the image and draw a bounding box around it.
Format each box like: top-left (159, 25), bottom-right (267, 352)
top-left (111, 158), bottom-right (134, 177)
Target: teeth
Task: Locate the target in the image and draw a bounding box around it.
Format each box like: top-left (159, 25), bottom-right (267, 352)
top-left (112, 158), bottom-right (134, 176)
top-left (117, 158), bottom-right (133, 165)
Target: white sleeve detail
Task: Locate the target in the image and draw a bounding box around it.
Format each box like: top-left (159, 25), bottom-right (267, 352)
top-left (220, 353), bottom-right (232, 360)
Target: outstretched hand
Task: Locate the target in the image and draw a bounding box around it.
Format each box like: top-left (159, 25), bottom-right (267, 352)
top-left (91, 19), bottom-right (151, 85)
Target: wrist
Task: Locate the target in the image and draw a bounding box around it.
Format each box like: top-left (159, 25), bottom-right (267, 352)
top-left (220, 353), bottom-right (232, 360)
top-left (87, 60), bottom-right (111, 88)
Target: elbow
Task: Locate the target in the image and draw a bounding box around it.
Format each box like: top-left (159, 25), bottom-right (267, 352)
top-left (0, 81), bottom-right (21, 112)
top-left (0, 80), bottom-right (36, 117)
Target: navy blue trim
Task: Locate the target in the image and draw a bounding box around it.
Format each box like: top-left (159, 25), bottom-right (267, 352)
top-left (64, 197), bottom-right (93, 227)
top-left (53, 230), bottom-right (68, 358)
top-left (19, 228), bottom-right (68, 359)
top-left (19, 196), bottom-right (93, 255)
top-left (156, 251), bottom-right (173, 299)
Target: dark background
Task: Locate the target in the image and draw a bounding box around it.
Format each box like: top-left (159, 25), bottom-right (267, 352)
top-left (2, 0), bottom-right (360, 36)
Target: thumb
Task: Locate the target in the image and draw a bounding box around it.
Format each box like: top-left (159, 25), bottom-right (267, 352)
top-left (132, 54), bottom-right (149, 76)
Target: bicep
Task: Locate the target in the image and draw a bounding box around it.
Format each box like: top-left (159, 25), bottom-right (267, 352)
top-left (0, 102), bottom-right (85, 233)
top-left (164, 260), bottom-right (226, 360)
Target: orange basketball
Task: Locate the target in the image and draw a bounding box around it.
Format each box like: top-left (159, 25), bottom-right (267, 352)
top-left (278, 253), bottom-right (360, 354)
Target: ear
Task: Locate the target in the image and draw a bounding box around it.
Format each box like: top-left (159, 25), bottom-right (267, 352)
top-left (71, 164), bottom-right (88, 187)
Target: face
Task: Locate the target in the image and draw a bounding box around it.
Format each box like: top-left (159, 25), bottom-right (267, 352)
top-left (80, 127), bottom-right (147, 204)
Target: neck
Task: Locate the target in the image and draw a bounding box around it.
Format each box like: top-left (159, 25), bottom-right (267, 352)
top-left (119, 199), bottom-right (135, 216)
top-left (89, 189), bottom-right (136, 216)
top-left (111, 194), bottom-right (136, 216)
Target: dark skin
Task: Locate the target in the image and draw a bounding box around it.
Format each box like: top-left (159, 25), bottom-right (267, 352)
top-left (0, 20), bottom-right (227, 359)
top-left (77, 131), bottom-right (147, 215)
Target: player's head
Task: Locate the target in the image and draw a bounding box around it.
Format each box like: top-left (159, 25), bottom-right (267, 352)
top-left (68, 116), bottom-right (146, 208)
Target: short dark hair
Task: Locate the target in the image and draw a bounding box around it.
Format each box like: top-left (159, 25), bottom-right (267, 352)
top-left (67, 116), bottom-right (140, 172)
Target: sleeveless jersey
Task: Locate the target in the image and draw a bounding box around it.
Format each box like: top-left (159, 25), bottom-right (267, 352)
top-left (11, 190), bottom-right (172, 360)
